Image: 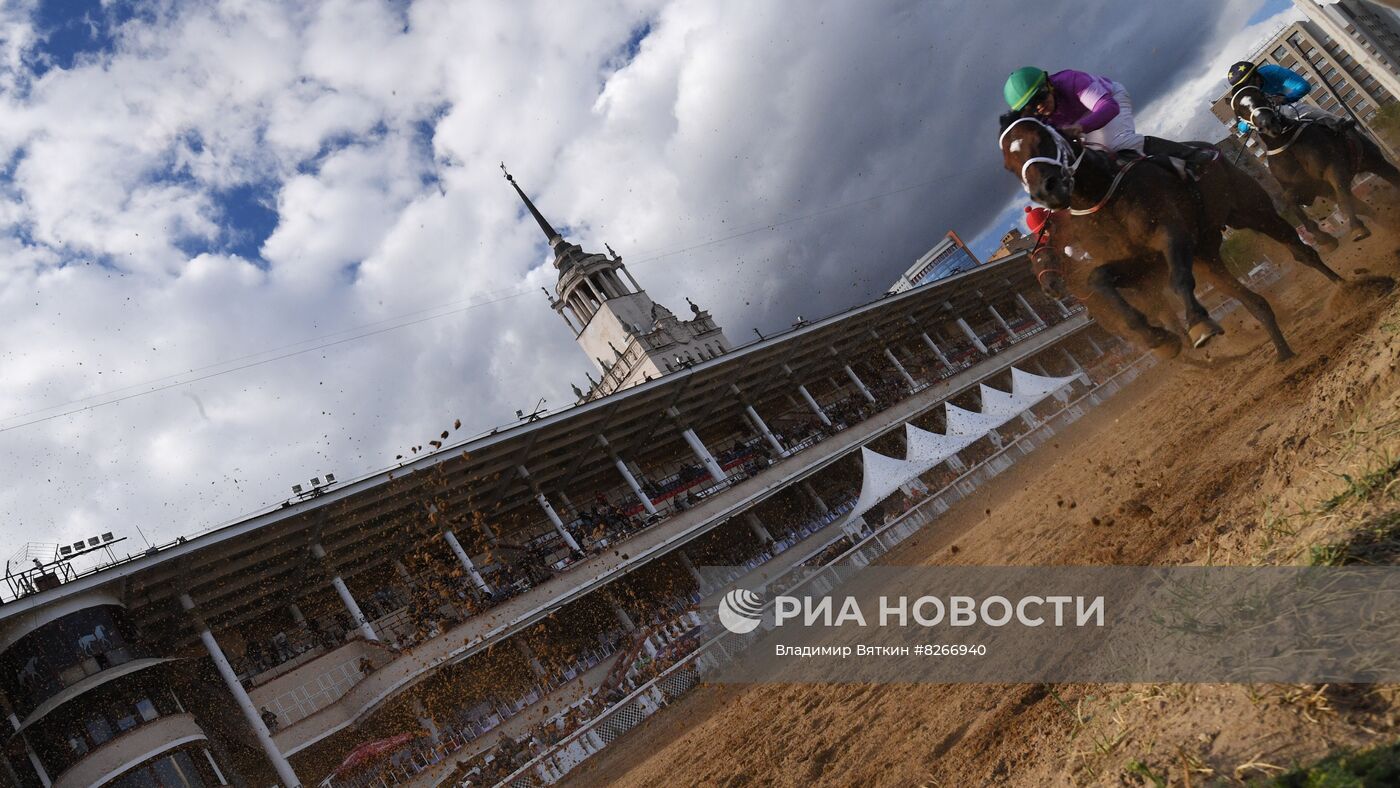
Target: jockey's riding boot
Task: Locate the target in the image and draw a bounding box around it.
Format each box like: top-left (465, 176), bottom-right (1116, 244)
top-left (1144, 136), bottom-right (1212, 181)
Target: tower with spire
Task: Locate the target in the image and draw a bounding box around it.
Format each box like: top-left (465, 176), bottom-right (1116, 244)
top-left (503, 165), bottom-right (730, 402)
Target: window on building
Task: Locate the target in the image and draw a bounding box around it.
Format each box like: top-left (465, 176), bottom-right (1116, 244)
top-left (1356, 100), bottom-right (1369, 113)
top-left (1307, 47), bottom-right (1319, 58)
top-left (1344, 88), bottom-right (1357, 102)
top-left (1367, 110), bottom-right (1379, 121)
top-left (1272, 45), bottom-right (1288, 60)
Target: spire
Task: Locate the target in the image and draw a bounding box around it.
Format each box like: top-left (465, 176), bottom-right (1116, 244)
top-left (501, 162), bottom-right (561, 245)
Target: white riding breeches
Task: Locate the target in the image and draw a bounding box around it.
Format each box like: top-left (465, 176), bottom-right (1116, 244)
top-left (1084, 82), bottom-right (1146, 155)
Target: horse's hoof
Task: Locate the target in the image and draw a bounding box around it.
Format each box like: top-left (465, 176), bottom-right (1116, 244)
top-left (1187, 319), bottom-right (1224, 348)
top-left (1275, 348), bottom-right (1297, 364)
top-left (1351, 226), bottom-right (1372, 242)
top-left (1151, 337), bottom-right (1182, 361)
top-left (1316, 236), bottom-right (1341, 253)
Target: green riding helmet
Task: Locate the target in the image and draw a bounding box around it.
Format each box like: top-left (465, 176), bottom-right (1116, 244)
top-left (1005, 67), bottom-right (1048, 111)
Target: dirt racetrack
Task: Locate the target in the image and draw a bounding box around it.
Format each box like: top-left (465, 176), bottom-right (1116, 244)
top-left (564, 223), bottom-right (1400, 787)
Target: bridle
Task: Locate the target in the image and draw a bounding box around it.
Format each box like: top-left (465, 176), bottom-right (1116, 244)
top-left (1030, 240), bottom-right (1090, 300)
top-left (1232, 86), bottom-right (1314, 156)
top-left (1000, 116), bottom-right (1083, 193)
top-left (1001, 116), bottom-right (1136, 216)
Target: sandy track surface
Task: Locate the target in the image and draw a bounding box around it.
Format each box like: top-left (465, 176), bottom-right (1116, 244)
top-left (565, 226), bottom-right (1400, 787)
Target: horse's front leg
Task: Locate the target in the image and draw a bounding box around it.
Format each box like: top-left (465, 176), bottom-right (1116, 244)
top-left (1085, 264), bottom-right (1180, 357)
top-left (1294, 204), bottom-right (1340, 253)
top-left (1325, 163), bottom-right (1371, 241)
top-left (1161, 233), bottom-right (1223, 347)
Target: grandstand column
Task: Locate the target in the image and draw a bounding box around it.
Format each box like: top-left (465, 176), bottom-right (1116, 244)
top-left (599, 435), bottom-right (658, 516)
top-left (677, 550), bottom-right (707, 591)
top-left (311, 543), bottom-right (379, 642)
top-left (558, 491), bottom-right (577, 517)
top-left (956, 317), bottom-right (990, 354)
top-left (515, 639), bottom-right (548, 678)
top-left (668, 408), bottom-right (726, 483)
top-left (179, 593), bottom-right (302, 788)
top-left (882, 347), bottom-right (918, 392)
top-left (985, 429), bottom-right (1004, 449)
top-left (1053, 297), bottom-right (1072, 318)
top-left (745, 512), bottom-right (773, 543)
top-left (519, 465), bottom-right (583, 553)
top-left (7, 714), bottom-right (51, 788)
top-left (1061, 347), bottom-right (1084, 374)
top-left (393, 559), bottom-right (416, 589)
top-left (831, 348), bottom-right (875, 403)
top-left (843, 364), bottom-right (876, 403)
top-left (919, 332), bottom-right (951, 366)
top-left (799, 385), bottom-right (831, 425)
top-left (1015, 292), bottom-right (1046, 328)
top-left (608, 595), bottom-right (637, 631)
top-left (410, 696), bottom-right (442, 744)
top-left (732, 386), bottom-right (784, 456)
top-left (988, 304), bottom-right (1013, 337)
top-left (787, 368), bottom-right (832, 427)
top-left (1085, 334), bottom-right (1105, 357)
top-left (802, 481), bottom-right (829, 514)
top-left (444, 529), bottom-right (492, 594)
top-left (289, 603), bottom-right (306, 624)
top-left (946, 453), bottom-right (967, 472)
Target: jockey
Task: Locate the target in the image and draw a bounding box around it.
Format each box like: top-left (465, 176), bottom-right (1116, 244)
top-left (1004, 66), bottom-right (1212, 179)
top-left (1227, 60), bottom-right (1354, 134)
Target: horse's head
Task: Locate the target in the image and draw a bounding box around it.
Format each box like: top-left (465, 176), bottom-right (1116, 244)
top-left (1029, 240), bottom-right (1068, 300)
top-left (1231, 85), bottom-right (1284, 136)
top-left (999, 112), bottom-right (1078, 209)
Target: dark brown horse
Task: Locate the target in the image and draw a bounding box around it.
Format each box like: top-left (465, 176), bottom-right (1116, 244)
top-left (1230, 85), bottom-right (1400, 246)
top-left (1030, 222), bottom-right (1189, 356)
top-left (1000, 114), bottom-right (1347, 362)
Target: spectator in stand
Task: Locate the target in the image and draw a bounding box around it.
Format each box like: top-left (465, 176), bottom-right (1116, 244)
top-left (260, 706), bottom-right (280, 732)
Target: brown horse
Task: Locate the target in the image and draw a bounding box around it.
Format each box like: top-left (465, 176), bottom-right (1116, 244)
top-left (1230, 85), bottom-right (1400, 246)
top-left (1030, 223), bottom-right (1188, 356)
top-left (1000, 114), bottom-right (1347, 362)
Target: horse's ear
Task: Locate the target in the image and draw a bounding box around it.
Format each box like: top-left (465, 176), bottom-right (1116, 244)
top-left (998, 110), bottom-right (1023, 133)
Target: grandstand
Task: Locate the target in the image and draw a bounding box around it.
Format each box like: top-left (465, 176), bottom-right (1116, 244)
top-left (0, 195), bottom-right (1126, 786)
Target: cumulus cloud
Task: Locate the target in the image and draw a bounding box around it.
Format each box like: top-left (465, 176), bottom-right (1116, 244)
top-left (0, 0), bottom-right (1280, 564)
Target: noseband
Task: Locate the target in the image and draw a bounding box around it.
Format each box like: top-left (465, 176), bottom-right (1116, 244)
top-left (1000, 116), bottom-right (1083, 193)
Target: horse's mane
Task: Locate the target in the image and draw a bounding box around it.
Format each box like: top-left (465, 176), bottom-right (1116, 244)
top-left (998, 110), bottom-right (1023, 133)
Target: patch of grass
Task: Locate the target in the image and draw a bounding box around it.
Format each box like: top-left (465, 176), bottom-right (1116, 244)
top-left (1125, 758), bottom-right (1167, 787)
top-left (1317, 454), bottom-right (1400, 514)
top-left (1308, 512), bottom-right (1400, 566)
top-left (1268, 739), bottom-right (1400, 787)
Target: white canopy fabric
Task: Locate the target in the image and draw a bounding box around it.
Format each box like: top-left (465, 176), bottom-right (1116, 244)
top-left (849, 446), bottom-right (929, 521)
top-left (944, 401), bottom-right (1010, 437)
top-left (1010, 367), bottom-right (1079, 398)
top-left (844, 368), bottom-right (1082, 523)
top-left (904, 423), bottom-right (973, 470)
top-left (978, 383), bottom-right (1043, 423)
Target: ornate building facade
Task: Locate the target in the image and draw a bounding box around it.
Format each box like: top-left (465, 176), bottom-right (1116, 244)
top-left (503, 167), bottom-right (730, 402)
